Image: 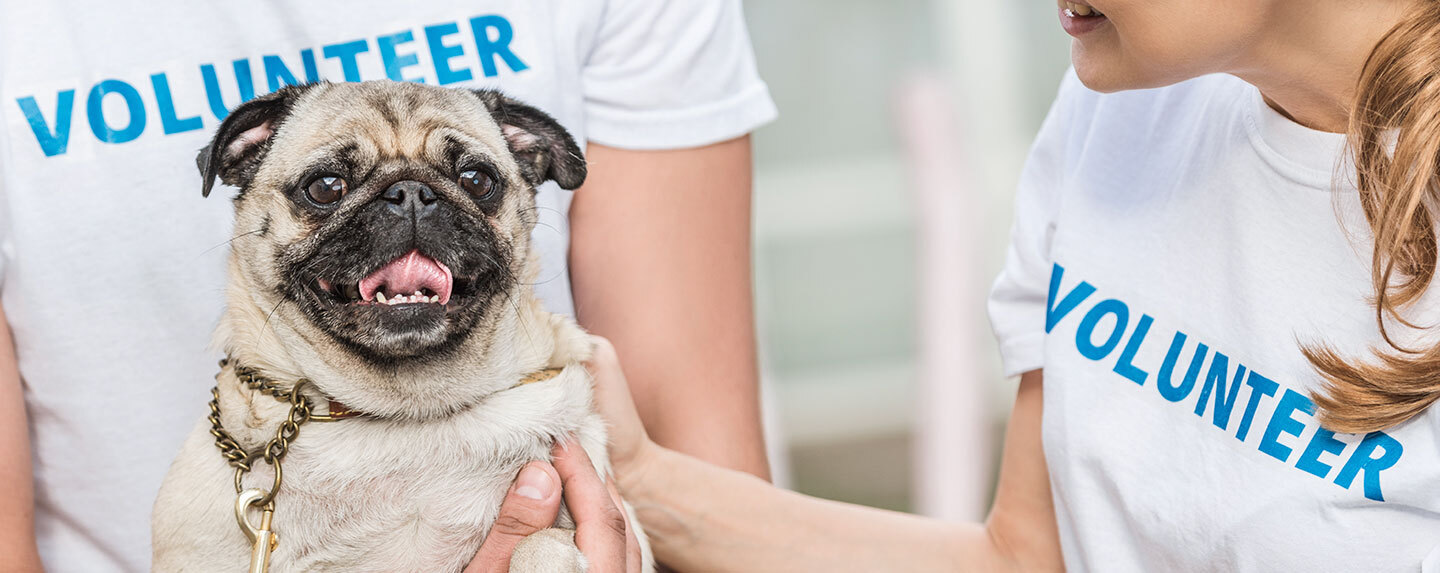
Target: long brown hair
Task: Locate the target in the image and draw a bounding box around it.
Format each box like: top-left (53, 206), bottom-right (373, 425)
top-left (1308, 0), bottom-right (1440, 433)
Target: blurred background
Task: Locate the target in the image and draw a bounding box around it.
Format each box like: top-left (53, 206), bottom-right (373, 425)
top-left (743, 1), bottom-right (1072, 517)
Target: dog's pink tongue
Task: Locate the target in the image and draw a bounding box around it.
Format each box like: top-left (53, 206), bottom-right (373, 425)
top-left (359, 250), bottom-right (453, 304)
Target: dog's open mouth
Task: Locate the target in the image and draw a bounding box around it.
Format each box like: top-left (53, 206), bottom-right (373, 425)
top-left (297, 246), bottom-right (498, 358)
top-left (291, 234), bottom-right (506, 358)
top-left (316, 250), bottom-right (473, 307)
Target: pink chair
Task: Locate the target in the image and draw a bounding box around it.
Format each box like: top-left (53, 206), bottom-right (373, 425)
top-left (897, 72), bottom-right (995, 521)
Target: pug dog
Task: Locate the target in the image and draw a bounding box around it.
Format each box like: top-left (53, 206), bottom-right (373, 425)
top-left (151, 81), bottom-right (650, 572)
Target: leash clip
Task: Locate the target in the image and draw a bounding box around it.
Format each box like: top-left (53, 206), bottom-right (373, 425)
top-left (235, 488), bottom-right (278, 573)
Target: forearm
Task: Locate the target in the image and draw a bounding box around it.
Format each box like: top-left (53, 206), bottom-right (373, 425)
top-left (570, 138), bottom-right (768, 478)
top-left (591, 369), bottom-right (1061, 572)
top-left (622, 446), bottom-right (998, 572)
top-left (583, 339), bottom-right (1060, 571)
top-left (0, 309), bottom-right (43, 571)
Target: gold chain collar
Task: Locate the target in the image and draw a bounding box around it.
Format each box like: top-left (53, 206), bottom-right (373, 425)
top-left (207, 358), bottom-right (566, 572)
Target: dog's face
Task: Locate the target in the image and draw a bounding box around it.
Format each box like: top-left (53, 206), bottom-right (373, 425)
top-left (200, 82), bottom-right (584, 415)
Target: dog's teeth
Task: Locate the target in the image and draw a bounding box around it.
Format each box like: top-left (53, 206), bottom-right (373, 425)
top-left (377, 293), bottom-right (387, 304)
top-left (414, 290), bottom-right (423, 297)
top-left (430, 295), bottom-right (439, 303)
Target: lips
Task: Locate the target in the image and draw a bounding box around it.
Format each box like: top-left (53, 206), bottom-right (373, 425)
top-left (1062, 1), bottom-right (1103, 16)
top-left (1059, 1), bottom-right (1107, 36)
top-left (357, 250), bottom-right (453, 305)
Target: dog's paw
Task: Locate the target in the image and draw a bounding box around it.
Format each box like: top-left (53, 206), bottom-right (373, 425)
top-left (509, 528), bottom-right (587, 573)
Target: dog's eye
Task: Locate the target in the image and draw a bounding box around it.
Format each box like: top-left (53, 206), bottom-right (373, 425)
top-left (458, 170), bottom-right (496, 200)
top-left (305, 176), bottom-right (348, 205)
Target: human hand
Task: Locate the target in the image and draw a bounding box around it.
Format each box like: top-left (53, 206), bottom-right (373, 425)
top-left (585, 337), bottom-right (662, 488)
top-left (466, 439), bottom-right (641, 573)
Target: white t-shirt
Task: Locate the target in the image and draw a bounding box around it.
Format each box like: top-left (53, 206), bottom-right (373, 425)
top-left (0, 2), bottom-right (775, 571)
top-left (990, 70), bottom-right (1440, 571)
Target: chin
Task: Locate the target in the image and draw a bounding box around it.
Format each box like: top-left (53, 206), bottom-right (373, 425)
top-left (1073, 40), bottom-right (1211, 95)
top-left (1072, 47), bottom-right (1134, 93)
top-left (286, 245), bottom-right (512, 362)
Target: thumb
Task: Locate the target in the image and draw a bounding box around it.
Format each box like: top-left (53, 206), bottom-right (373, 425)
top-left (586, 336), bottom-right (648, 469)
top-left (466, 461), bottom-right (563, 573)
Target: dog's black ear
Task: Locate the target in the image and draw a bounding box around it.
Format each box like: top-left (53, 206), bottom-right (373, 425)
top-left (197, 84), bottom-right (316, 197)
top-left (473, 90), bottom-right (586, 190)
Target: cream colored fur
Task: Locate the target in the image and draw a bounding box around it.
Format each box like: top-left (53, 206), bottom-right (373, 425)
top-left (150, 82), bottom-right (651, 572)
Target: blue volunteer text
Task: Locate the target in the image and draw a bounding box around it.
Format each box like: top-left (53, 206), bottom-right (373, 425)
top-left (1045, 263), bottom-right (1403, 502)
top-left (14, 15), bottom-right (529, 157)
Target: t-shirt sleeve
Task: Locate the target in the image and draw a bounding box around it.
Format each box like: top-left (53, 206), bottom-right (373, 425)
top-left (987, 70), bottom-right (1088, 378)
top-left (580, 0), bottom-right (777, 150)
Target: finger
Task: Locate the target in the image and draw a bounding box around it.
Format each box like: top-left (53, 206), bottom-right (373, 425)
top-left (585, 337), bottom-right (647, 465)
top-left (607, 478), bottom-right (643, 573)
top-left (586, 337), bottom-right (636, 415)
top-left (465, 462), bottom-right (563, 573)
top-left (553, 439), bottom-right (628, 573)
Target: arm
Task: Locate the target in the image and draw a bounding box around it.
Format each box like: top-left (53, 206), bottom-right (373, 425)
top-left (569, 137), bottom-right (769, 479)
top-left (591, 339), bottom-right (1062, 571)
top-left (0, 308), bottom-right (43, 572)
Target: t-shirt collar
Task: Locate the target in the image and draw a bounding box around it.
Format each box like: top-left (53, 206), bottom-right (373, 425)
top-left (1243, 82), bottom-right (1353, 189)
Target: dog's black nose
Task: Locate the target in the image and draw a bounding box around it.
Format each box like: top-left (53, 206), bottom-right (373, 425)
top-left (382, 181), bottom-right (438, 218)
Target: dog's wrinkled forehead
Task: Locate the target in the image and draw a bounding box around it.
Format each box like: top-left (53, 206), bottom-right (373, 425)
top-left (267, 83), bottom-right (516, 182)
top-left (198, 81), bottom-right (585, 200)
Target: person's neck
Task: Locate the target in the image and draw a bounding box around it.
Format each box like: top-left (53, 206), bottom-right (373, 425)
top-left (1233, 0), bottom-right (1418, 133)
